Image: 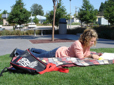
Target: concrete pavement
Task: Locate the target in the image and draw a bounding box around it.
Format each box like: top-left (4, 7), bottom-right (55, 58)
top-left (0, 34), bottom-right (114, 56)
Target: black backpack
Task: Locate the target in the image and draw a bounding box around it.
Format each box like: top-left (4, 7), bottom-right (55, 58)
top-left (0, 49), bottom-right (68, 76)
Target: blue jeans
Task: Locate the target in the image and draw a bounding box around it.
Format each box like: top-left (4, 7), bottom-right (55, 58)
top-left (15, 47), bottom-right (59, 58)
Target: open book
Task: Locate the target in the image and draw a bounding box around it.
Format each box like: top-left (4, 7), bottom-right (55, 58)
top-left (100, 53), bottom-right (114, 60)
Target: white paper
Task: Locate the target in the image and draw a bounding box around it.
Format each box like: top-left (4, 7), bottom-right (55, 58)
top-left (100, 53), bottom-right (114, 60)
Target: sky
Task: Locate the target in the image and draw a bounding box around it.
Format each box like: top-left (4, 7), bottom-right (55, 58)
top-left (0, 0), bottom-right (106, 15)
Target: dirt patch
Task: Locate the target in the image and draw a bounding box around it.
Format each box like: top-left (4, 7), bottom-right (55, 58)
top-left (29, 39), bottom-right (75, 44)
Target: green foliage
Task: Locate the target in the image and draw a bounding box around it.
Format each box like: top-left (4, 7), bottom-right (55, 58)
top-left (67, 27), bottom-right (86, 34)
top-left (15, 30), bottom-right (23, 35)
top-left (78, 0), bottom-right (97, 25)
top-left (7, 0), bottom-right (30, 25)
top-left (0, 14), bottom-right (3, 25)
top-left (33, 16), bottom-right (39, 24)
top-left (0, 30), bottom-right (41, 36)
top-left (99, 2), bottom-right (106, 12)
top-left (45, 11), bottom-right (53, 25)
top-left (111, 30), bottom-right (114, 39)
top-left (0, 30), bottom-right (11, 35)
top-left (93, 26), bottom-right (114, 40)
top-left (31, 4), bottom-right (44, 16)
top-left (45, 0), bottom-right (68, 26)
top-left (43, 20), bottom-right (50, 25)
top-left (25, 30), bottom-right (34, 35)
top-left (0, 26), bottom-right (114, 40)
top-left (104, 0), bottom-right (114, 25)
top-left (2, 10), bottom-right (9, 14)
top-left (0, 48), bottom-right (114, 85)
top-left (71, 22), bottom-right (81, 25)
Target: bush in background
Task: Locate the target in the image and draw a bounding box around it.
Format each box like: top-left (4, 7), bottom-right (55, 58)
top-left (0, 26), bottom-right (114, 40)
top-left (0, 30), bottom-right (12, 35)
top-left (93, 26), bottom-right (114, 40)
top-left (71, 22), bottom-right (81, 25)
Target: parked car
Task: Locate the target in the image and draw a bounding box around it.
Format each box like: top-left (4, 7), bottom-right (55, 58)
top-left (0, 28), bottom-right (5, 31)
top-left (15, 25), bottom-right (24, 29)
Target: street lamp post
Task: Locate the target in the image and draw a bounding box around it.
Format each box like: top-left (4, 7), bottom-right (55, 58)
top-left (69, 0), bottom-right (71, 29)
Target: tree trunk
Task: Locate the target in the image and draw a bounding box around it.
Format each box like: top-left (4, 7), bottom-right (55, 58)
top-left (52, 5), bottom-right (56, 41)
top-left (52, 0), bottom-right (58, 41)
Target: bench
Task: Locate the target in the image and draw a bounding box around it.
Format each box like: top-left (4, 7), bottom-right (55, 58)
top-left (28, 25), bottom-right (37, 29)
top-left (34, 27), bottom-right (52, 36)
top-left (25, 27), bottom-right (52, 36)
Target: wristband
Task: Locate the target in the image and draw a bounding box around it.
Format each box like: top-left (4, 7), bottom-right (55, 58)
top-left (91, 54), bottom-right (93, 58)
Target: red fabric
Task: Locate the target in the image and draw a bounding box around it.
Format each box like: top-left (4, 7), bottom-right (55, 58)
top-left (39, 63), bottom-right (69, 74)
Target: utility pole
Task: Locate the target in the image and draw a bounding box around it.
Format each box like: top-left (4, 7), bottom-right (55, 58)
top-left (75, 6), bottom-right (80, 17)
top-left (75, 6), bottom-right (77, 16)
top-left (69, 0), bottom-right (71, 29)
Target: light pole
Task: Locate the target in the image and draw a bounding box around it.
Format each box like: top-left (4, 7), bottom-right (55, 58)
top-left (69, 0), bottom-right (71, 29)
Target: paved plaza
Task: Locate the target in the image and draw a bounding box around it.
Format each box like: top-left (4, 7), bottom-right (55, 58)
top-left (0, 34), bottom-right (114, 56)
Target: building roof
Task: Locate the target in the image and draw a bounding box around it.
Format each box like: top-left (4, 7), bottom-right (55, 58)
top-left (2, 14), bottom-right (46, 20)
top-left (2, 14), bottom-right (9, 19)
top-left (97, 12), bottom-right (104, 16)
top-left (30, 15), bottom-right (46, 20)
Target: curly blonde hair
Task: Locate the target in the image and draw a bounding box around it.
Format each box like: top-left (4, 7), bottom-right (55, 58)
top-left (79, 29), bottom-right (98, 47)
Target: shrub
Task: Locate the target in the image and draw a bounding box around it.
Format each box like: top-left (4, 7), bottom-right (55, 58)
top-left (71, 22), bottom-right (81, 25)
top-left (93, 26), bottom-right (114, 39)
top-left (0, 26), bottom-right (114, 40)
top-left (0, 30), bottom-right (11, 35)
top-left (25, 30), bottom-right (34, 35)
top-left (15, 30), bottom-right (23, 35)
top-left (35, 30), bottom-right (40, 35)
top-left (67, 27), bottom-right (86, 35)
top-left (111, 30), bottom-right (114, 40)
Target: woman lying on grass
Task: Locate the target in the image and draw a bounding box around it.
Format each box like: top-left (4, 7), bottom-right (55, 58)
top-left (10, 29), bottom-right (100, 59)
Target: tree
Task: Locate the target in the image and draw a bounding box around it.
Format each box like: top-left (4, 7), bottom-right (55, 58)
top-left (31, 4), bottom-right (44, 16)
top-left (52, 0), bottom-right (58, 41)
top-left (98, 1), bottom-right (107, 16)
top-left (46, 0), bottom-right (68, 26)
top-left (45, 0), bottom-right (68, 41)
top-left (0, 14), bottom-right (2, 25)
top-left (78, 0), bottom-right (97, 26)
top-left (45, 11), bottom-right (53, 24)
top-left (104, 0), bottom-right (114, 25)
top-left (7, 0), bottom-right (30, 27)
top-left (2, 10), bottom-right (9, 14)
top-left (33, 16), bottom-right (39, 24)
top-left (99, 2), bottom-right (105, 12)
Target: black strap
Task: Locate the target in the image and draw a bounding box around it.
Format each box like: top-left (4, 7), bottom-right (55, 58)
top-left (0, 67), bottom-right (8, 77)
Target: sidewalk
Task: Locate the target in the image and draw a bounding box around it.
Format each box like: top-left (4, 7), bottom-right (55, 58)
top-left (0, 34), bottom-right (114, 56)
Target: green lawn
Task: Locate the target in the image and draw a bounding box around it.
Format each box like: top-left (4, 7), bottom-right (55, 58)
top-left (0, 48), bottom-right (114, 85)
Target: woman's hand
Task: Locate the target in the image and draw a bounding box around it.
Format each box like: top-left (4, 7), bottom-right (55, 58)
top-left (92, 54), bottom-right (100, 60)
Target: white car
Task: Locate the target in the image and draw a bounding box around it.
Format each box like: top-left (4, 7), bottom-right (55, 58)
top-left (0, 28), bottom-right (5, 31)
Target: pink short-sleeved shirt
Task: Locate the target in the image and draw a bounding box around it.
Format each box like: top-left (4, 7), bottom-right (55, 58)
top-left (55, 40), bottom-right (90, 59)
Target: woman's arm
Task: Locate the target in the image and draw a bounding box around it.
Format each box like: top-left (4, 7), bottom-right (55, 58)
top-left (84, 54), bottom-right (100, 59)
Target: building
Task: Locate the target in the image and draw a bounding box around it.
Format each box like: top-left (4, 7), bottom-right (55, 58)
top-left (96, 15), bottom-right (110, 25)
top-left (2, 14), bottom-right (46, 25)
top-left (2, 14), bottom-right (9, 25)
top-left (67, 16), bottom-right (80, 24)
top-left (29, 15), bottom-right (46, 24)
top-left (98, 17), bottom-right (110, 25)
top-left (96, 12), bottom-right (110, 25)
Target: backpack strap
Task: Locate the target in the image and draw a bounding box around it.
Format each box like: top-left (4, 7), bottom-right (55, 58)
top-left (0, 67), bottom-right (8, 77)
top-left (39, 63), bottom-right (69, 74)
